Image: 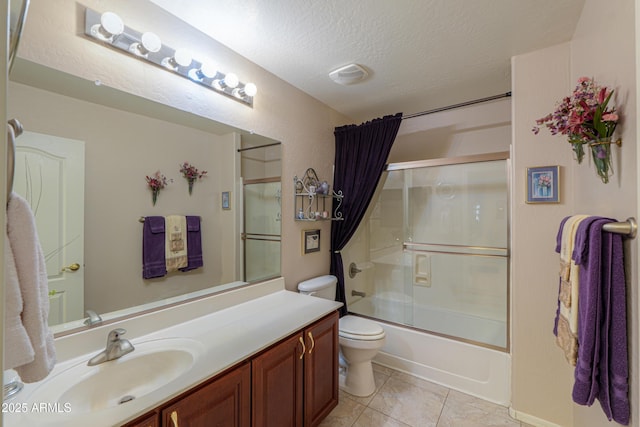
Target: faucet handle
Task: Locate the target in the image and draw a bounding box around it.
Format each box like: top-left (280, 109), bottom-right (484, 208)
top-left (107, 328), bottom-right (127, 342)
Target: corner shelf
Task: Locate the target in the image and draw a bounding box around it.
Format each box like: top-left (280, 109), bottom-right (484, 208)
top-left (294, 168), bottom-right (344, 221)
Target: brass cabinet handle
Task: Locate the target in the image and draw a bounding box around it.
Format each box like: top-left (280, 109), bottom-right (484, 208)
top-left (171, 410), bottom-right (179, 427)
top-left (307, 332), bottom-right (315, 355)
top-left (299, 336), bottom-right (306, 359)
top-left (61, 263), bottom-right (80, 272)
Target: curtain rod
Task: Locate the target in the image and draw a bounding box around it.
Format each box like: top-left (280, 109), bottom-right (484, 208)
top-left (402, 92), bottom-right (512, 120)
top-left (237, 142), bottom-right (281, 152)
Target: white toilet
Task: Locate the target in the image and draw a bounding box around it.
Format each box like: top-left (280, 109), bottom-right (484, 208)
top-left (298, 275), bottom-right (386, 397)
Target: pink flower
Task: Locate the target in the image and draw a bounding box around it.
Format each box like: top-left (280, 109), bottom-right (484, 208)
top-left (602, 113), bottom-right (619, 122)
top-left (578, 76), bottom-right (591, 84)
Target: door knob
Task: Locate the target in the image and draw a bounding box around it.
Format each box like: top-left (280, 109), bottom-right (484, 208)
top-left (61, 263), bottom-right (81, 272)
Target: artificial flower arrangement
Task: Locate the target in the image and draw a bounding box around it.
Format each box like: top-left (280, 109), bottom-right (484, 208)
top-left (146, 171), bottom-right (172, 205)
top-left (532, 76), bottom-right (621, 183)
top-left (179, 162), bottom-right (207, 194)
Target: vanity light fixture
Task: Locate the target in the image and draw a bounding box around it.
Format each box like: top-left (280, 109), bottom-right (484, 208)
top-left (84, 8), bottom-right (257, 107)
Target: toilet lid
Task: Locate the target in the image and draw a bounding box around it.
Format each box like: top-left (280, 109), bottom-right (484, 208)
top-left (339, 315), bottom-right (385, 339)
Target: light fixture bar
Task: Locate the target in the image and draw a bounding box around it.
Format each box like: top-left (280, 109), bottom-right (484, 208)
top-left (84, 8), bottom-right (256, 107)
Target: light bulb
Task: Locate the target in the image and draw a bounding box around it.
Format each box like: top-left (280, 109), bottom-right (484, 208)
top-left (162, 49), bottom-right (192, 69)
top-left (224, 73), bottom-right (239, 88)
top-left (243, 83), bottom-right (257, 97)
top-left (213, 72), bottom-right (239, 90)
top-left (233, 82), bottom-right (258, 99)
top-left (129, 32), bottom-right (161, 57)
top-left (91, 11), bottom-right (124, 42)
top-left (188, 62), bottom-right (218, 81)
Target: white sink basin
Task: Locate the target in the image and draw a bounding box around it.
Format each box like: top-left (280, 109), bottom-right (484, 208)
top-left (27, 338), bottom-right (203, 414)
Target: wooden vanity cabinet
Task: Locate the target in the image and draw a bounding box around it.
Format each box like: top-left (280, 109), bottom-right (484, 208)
top-left (161, 362), bottom-right (251, 427)
top-left (252, 311), bottom-right (339, 427)
top-left (121, 311), bottom-right (338, 427)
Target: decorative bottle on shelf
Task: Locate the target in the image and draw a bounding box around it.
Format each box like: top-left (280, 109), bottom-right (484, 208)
top-left (297, 208), bottom-right (305, 220)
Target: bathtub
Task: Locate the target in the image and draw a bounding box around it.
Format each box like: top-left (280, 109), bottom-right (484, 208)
top-left (350, 296), bottom-right (511, 405)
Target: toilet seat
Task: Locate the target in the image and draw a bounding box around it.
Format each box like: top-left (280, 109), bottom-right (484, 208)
top-left (339, 315), bottom-right (386, 341)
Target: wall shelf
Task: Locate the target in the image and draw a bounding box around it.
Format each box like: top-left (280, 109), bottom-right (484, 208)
top-left (294, 168), bottom-right (343, 221)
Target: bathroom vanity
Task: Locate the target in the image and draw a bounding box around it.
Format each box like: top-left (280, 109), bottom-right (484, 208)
top-left (125, 311), bottom-right (338, 427)
top-left (4, 278), bottom-right (342, 427)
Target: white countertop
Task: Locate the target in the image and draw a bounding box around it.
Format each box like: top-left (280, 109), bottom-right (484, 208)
top-left (4, 279), bottom-right (342, 427)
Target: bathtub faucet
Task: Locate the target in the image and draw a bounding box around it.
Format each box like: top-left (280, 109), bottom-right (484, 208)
top-left (351, 290), bottom-right (366, 298)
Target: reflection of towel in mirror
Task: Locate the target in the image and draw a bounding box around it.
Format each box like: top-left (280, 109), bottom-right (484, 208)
top-left (142, 216), bottom-right (167, 279)
top-left (6, 192), bottom-right (56, 382)
top-left (165, 215), bottom-right (188, 272)
top-left (179, 216), bottom-right (203, 272)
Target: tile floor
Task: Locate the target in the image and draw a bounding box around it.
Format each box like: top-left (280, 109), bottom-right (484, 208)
top-left (320, 363), bottom-right (535, 427)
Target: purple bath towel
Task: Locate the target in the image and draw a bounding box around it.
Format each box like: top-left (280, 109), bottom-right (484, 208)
top-left (179, 216), bottom-right (203, 272)
top-left (571, 217), bottom-right (629, 425)
top-left (142, 216), bottom-right (167, 279)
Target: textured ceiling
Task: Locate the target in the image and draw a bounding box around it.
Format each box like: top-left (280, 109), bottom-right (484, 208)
top-left (151, 0), bottom-right (585, 121)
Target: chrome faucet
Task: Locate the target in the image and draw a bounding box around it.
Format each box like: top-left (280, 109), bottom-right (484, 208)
top-left (83, 309), bottom-right (103, 326)
top-left (87, 328), bottom-right (135, 366)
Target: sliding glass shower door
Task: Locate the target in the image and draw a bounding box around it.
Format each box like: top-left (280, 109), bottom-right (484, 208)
top-left (243, 180), bottom-right (281, 282)
top-left (350, 153), bottom-right (509, 349)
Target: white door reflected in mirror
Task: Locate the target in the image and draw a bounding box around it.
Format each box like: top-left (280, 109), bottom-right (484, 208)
top-left (15, 131), bottom-right (85, 326)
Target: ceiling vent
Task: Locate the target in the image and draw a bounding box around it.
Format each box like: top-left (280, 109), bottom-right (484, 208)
top-left (329, 64), bottom-right (369, 85)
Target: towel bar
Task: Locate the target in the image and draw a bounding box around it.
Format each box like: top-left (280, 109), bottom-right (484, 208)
top-left (602, 217), bottom-right (637, 239)
top-left (139, 215), bottom-right (201, 223)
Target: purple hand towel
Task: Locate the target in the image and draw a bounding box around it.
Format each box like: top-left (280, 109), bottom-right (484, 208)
top-left (571, 217), bottom-right (629, 425)
top-left (179, 216), bottom-right (203, 272)
top-left (142, 216), bottom-right (167, 279)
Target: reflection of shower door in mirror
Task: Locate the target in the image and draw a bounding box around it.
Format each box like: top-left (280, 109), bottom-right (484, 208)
top-left (14, 131), bottom-right (85, 326)
top-left (243, 180), bottom-right (281, 282)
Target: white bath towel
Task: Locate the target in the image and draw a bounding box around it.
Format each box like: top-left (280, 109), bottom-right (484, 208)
top-left (6, 192), bottom-right (56, 382)
top-left (165, 215), bottom-right (188, 272)
top-left (4, 236), bottom-right (36, 369)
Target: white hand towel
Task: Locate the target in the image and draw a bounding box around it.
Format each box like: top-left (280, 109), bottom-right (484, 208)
top-left (165, 215), bottom-right (188, 272)
top-left (7, 192), bottom-right (56, 382)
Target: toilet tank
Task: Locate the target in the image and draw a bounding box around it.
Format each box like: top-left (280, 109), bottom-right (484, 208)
top-left (297, 275), bottom-right (337, 300)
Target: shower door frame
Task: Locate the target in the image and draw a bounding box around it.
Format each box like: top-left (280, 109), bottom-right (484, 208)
top-left (367, 151), bottom-right (512, 352)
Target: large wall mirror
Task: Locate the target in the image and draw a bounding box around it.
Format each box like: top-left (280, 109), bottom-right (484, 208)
top-left (8, 58), bottom-right (282, 334)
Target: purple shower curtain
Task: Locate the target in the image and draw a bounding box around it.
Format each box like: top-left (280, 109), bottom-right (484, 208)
top-left (330, 113), bottom-right (402, 316)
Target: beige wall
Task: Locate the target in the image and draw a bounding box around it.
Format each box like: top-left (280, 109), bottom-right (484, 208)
top-left (16, 0), bottom-right (350, 295)
top-left (511, 0), bottom-right (637, 426)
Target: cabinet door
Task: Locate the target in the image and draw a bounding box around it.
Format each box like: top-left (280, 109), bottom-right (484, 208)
top-left (162, 362), bottom-right (251, 427)
top-left (304, 311), bottom-right (339, 427)
top-left (252, 332), bottom-right (304, 427)
top-left (121, 411), bottom-right (158, 427)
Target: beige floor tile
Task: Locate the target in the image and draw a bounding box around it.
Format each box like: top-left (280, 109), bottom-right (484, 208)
top-left (445, 389), bottom-right (512, 418)
top-left (318, 392), bottom-right (366, 427)
top-left (391, 371), bottom-right (450, 397)
top-left (369, 376), bottom-right (447, 427)
top-left (353, 407), bottom-right (413, 427)
top-left (437, 395), bottom-right (520, 427)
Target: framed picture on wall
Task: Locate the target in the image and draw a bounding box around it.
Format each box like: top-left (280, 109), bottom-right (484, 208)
top-left (222, 191), bottom-right (231, 210)
top-left (303, 229), bottom-right (320, 254)
top-left (526, 166), bottom-right (559, 204)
